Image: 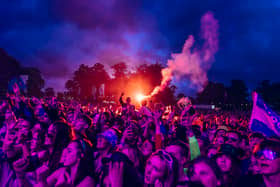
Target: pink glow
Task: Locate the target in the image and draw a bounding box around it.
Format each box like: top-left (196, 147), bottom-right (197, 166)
top-left (149, 12), bottom-right (219, 97)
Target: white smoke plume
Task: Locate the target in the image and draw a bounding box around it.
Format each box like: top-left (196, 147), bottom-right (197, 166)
top-left (149, 11), bottom-right (219, 97)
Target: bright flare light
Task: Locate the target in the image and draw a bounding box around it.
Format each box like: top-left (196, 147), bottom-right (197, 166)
top-left (136, 93), bottom-right (146, 103)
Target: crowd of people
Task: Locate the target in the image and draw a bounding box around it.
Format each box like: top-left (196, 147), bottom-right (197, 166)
top-left (0, 90), bottom-right (280, 187)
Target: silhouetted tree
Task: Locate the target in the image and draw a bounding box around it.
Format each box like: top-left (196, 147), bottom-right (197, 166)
top-left (227, 80), bottom-right (249, 105)
top-left (91, 63), bottom-right (110, 98)
top-left (65, 79), bottom-right (79, 99)
top-left (0, 49), bottom-right (25, 97)
top-left (57, 92), bottom-right (64, 101)
top-left (256, 80), bottom-right (271, 102)
top-left (268, 83), bottom-right (280, 109)
top-left (256, 80), bottom-right (280, 109)
top-left (196, 81), bottom-right (227, 104)
top-left (45, 87), bottom-right (55, 97)
top-left (108, 62), bottom-right (130, 97)
top-left (73, 64), bottom-right (92, 99)
top-left (66, 63), bottom-right (110, 101)
top-left (135, 63), bottom-right (163, 87)
top-left (111, 62), bottom-right (128, 78)
top-left (154, 85), bottom-right (177, 105)
top-left (26, 68), bottom-right (45, 97)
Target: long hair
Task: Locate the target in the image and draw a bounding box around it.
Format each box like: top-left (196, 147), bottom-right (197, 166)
top-left (100, 152), bottom-right (142, 187)
top-left (188, 156), bottom-right (223, 186)
top-left (48, 121), bottom-right (72, 172)
top-left (70, 140), bottom-right (94, 186)
top-left (150, 150), bottom-right (179, 187)
top-left (218, 155), bottom-right (241, 187)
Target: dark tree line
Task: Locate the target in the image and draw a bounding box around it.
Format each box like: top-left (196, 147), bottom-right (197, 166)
top-left (63, 61), bottom-right (280, 108)
top-left (65, 63), bottom-right (110, 101)
top-left (256, 80), bottom-right (280, 108)
top-left (64, 62), bottom-right (176, 105)
top-left (1, 48), bottom-right (280, 108)
top-left (196, 80), bottom-right (280, 110)
top-left (64, 61), bottom-right (280, 108)
top-left (196, 80), bottom-right (249, 104)
top-left (0, 48), bottom-right (45, 98)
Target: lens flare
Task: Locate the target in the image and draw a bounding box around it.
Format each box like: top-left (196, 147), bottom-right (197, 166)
top-left (135, 93), bottom-right (146, 103)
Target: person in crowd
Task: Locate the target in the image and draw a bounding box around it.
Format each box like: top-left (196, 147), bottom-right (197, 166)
top-left (144, 149), bottom-right (178, 187)
top-left (36, 121), bottom-right (72, 178)
top-left (35, 140), bottom-right (95, 187)
top-left (207, 144), bottom-right (218, 158)
top-left (1, 90), bottom-right (280, 187)
top-left (214, 128), bottom-right (227, 140)
top-left (214, 144), bottom-right (241, 187)
top-left (165, 140), bottom-right (189, 186)
top-left (207, 125), bottom-right (218, 143)
top-left (188, 156), bottom-right (223, 187)
top-left (34, 105), bottom-right (51, 124)
top-left (72, 114), bottom-right (93, 146)
top-left (119, 93), bottom-right (132, 116)
top-left (238, 140), bottom-right (280, 187)
top-left (224, 131), bottom-right (241, 149)
top-left (213, 136), bottom-right (225, 146)
top-left (100, 151), bottom-right (142, 187)
top-left (249, 132), bottom-right (266, 151)
top-left (118, 121), bottom-right (142, 171)
top-left (94, 129), bottom-right (118, 184)
top-left (12, 121), bottom-right (48, 186)
top-left (139, 138), bottom-right (155, 163)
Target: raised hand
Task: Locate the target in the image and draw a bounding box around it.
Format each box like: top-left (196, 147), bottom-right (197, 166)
top-left (108, 161), bottom-right (124, 187)
top-left (36, 164), bottom-right (50, 181)
top-left (13, 157), bottom-right (30, 177)
top-left (5, 110), bottom-right (17, 130)
top-left (121, 127), bottom-right (134, 143)
top-left (153, 111), bottom-right (162, 121)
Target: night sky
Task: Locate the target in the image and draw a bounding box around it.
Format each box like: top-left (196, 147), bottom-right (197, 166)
top-left (1, 0), bottom-right (280, 93)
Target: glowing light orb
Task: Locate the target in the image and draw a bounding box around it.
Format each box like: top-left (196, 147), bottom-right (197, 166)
top-left (136, 93), bottom-right (146, 103)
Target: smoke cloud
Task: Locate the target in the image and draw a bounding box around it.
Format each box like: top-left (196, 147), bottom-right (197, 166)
top-left (149, 12), bottom-right (219, 96)
top-left (0, 0), bottom-right (170, 92)
top-left (2, 0), bottom-right (280, 92)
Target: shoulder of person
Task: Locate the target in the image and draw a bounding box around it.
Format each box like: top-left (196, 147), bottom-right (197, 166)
top-left (46, 167), bottom-right (67, 186)
top-left (76, 176), bottom-right (95, 187)
top-left (48, 167), bottom-right (67, 180)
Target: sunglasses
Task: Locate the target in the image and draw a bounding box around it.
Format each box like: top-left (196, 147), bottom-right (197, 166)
top-left (225, 137), bottom-right (238, 142)
top-left (254, 149), bottom-right (280, 160)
